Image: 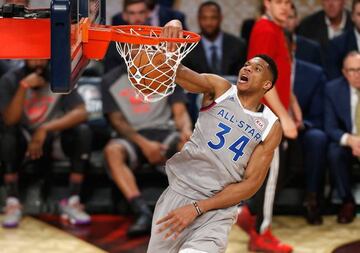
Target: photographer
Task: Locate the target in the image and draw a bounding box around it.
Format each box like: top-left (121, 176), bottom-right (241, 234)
top-left (0, 59), bottom-right (92, 227)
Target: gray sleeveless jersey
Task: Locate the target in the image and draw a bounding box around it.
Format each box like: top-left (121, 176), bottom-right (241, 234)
top-left (166, 85), bottom-right (278, 200)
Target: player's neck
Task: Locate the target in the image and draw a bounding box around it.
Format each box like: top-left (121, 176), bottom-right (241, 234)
top-left (237, 91), bottom-right (262, 112)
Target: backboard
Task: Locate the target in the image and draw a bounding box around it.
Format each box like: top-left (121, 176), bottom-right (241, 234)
top-left (51, 0), bottom-right (105, 93)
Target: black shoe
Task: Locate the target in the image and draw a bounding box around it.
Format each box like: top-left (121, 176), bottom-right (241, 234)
top-left (127, 213), bottom-right (152, 237)
top-left (305, 203), bottom-right (323, 225)
top-left (337, 201), bottom-right (355, 224)
top-left (304, 192), bottom-right (323, 225)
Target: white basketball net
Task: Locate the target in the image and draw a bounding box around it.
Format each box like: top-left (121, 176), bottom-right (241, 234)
top-left (115, 28), bottom-right (198, 103)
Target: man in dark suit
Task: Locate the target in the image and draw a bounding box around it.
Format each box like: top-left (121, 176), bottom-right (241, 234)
top-left (297, 0), bottom-right (352, 47)
top-left (285, 3), bottom-right (323, 67)
top-left (293, 59), bottom-right (328, 225)
top-left (326, 0), bottom-right (360, 80)
top-left (325, 51), bottom-right (359, 224)
top-left (181, 1), bottom-right (246, 123)
top-left (111, 0), bottom-right (186, 28)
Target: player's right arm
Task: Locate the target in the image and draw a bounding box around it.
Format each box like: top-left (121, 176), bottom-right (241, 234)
top-left (175, 65), bottom-right (231, 96)
top-left (197, 120), bottom-right (282, 212)
top-left (156, 121), bottom-right (282, 239)
top-left (162, 20), bottom-right (231, 97)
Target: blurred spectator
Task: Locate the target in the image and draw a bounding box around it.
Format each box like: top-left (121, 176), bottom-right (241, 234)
top-left (0, 60), bottom-right (91, 228)
top-left (104, 0), bottom-right (150, 73)
top-left (101, 64), bottom-right (192, 237)
top-left (182, 1), bottom-right (247, 123)
top-left (288, 32), bottom-right (328, 225)
top-left (297, 0), bottom-right (352, 46)
top-left (146, 0), bottom-right (186, 27)
top-left (326, 0), bottom-right (360, 80)
top-left (240, 3), bottom-right (264, 43)
top-left (285, 3), bottom-right (323, 67)
top-left (111, 0), bottom-right (186, 28)
top-left (248, 1), bottom-right (298, 139)
top-left (325, 51), bottom-right (360, 224)
top-left (240, 0), bottom-right (296, 252)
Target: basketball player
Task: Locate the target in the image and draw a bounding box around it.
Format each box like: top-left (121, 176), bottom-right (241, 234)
top-left (146, 20), bottom-right (282, 253)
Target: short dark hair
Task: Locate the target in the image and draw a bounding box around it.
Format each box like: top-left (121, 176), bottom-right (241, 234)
top-left (198, 1), bottom-right (222, 16)
top-left (123, 0), bottom-right (147, 11)
top-left (253, 54), bottom-right (278, 88)
top-left (352, 0), bottom-right (360, 12)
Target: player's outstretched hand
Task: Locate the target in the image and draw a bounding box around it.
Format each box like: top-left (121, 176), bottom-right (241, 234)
top-left (156, 204), bottom-right (198, 240)
top-left (161, 19), bottom-right (183, 52)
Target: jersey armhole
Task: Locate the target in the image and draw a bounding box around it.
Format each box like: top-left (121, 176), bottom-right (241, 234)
top-left (261, 106), bottom-right (278, 142)
top-left (214, 85), bottom-right (236, 104)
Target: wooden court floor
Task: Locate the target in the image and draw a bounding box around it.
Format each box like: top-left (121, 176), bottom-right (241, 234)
top-left (0, 215), bottom-right (359, 253)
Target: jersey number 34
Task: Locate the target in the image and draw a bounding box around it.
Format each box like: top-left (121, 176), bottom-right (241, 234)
top-left (207, 122), bottom-right (250, 162)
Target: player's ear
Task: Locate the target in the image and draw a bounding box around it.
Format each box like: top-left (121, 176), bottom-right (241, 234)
top-left (263, 80), bottom-right (272, 92)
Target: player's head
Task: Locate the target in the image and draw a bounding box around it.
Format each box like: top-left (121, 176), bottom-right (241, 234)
top-left (352, 0), bottom-right (360, 32)
top-left (343, 51), bottom-right (360, 89)
top-left (322, 0), bottom-right (346, 20)
top-left (284, 2), bottom-right (298, 33)
top-left (237, 55), bottom-right (278, 94)
top-left (122, 0), bottom-right (149, 25)
top-left (198, 1), bottom-right (222, 40)
top-left (264, 0), bottom-right (291, 26)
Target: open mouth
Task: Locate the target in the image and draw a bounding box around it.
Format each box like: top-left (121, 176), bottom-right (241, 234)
top-left (239, 74), bottom-right (249, 83)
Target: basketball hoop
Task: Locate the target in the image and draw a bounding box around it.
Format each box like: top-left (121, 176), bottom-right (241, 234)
top-left (113, 25), bottom-right (200, 102)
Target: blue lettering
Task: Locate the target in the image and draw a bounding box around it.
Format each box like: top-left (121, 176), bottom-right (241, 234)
top-left (229, 115), bottom-right (235, 123)
top-left (224, 112), bottom-right (230, 120)
top-left (255, 133), bottom-right (261, 141)
top-left (245, 124), bottom-right (251, 131)
top-left (248, 128), bottom-right (255, 137)
top-left (217, 109), bottom-right (225, 117)
top-left (238, 120), bottom-right (245, 128)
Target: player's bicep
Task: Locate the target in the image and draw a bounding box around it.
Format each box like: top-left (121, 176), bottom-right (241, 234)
top-left (175, 64), bottom-right (230, 96)
top-left (175, 64), bottom-right (213, 93)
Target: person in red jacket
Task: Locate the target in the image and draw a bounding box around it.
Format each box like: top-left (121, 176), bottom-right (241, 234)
top-left (239, 0), bottom-right (301, 252)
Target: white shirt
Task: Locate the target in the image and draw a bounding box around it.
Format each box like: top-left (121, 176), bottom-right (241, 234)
top-left (354, 28), bottom-right (360, 51)
top-left (325, 11), bottom-right (347, 40)
top-left (340, 85), bottom-right (358, 146)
